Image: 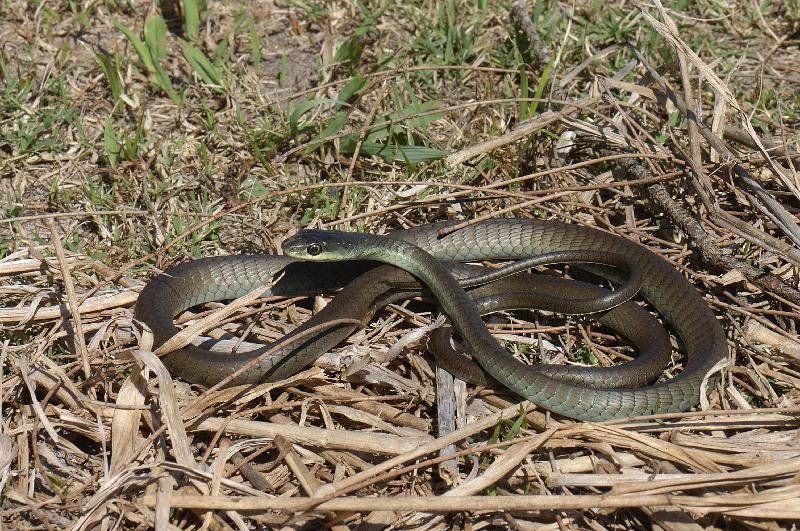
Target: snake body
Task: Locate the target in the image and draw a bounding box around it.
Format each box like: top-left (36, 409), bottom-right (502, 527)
top-left (429, 272), bottom-right (673, 389)
top-left (134, 256), bottom-right (658, 387)
top-left (283, 220), bottom-right (727, 420)
top-left (136, 219), bottom-right (727, 421)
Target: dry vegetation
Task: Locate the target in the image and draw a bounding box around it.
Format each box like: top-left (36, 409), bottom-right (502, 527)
top-left (2, 0), bottom-right (800, 529)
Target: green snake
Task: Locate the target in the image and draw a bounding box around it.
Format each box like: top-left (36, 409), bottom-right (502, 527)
top-left (135, 219), bottom-right (727, 421)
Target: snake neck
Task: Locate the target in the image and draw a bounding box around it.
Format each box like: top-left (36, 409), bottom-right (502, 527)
top-left (372, 239), bottom-right (492, 351)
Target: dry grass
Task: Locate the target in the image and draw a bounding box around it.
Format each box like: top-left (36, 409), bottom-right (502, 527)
top-left (1, 0), bottom-right (800, 529)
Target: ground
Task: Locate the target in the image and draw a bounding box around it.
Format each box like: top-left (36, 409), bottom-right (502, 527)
top-left (1, 0), bottom-right (800, 529)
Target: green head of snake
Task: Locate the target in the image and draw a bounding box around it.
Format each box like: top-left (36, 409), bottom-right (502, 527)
top-left (283, 230), bottom-right (375, 261)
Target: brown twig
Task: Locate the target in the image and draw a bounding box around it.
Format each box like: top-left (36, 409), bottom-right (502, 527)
top-left (634, 49), bottom-right (800, 247)
top-left (615, 155), bottom-right (800, 305)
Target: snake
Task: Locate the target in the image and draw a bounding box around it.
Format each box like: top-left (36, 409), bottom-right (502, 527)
top-left (428, 271), bottom-right (672, 390)
top-left (135, 219), bottom-right (727, 420)
top-left (134, 247), bottom-right (648, 384)
top-left (282, 220), bottom-right (727, 420)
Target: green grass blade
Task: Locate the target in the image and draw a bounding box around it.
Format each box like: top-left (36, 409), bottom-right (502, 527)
top-left (152, 63), bottom-right (182, 103)
top-left (249, 19), bottom-right (261, 69)
top-left (183, 0), bottom-right (201, 42)
top-left (113, 19), bottom-right (155, 73)
top-left (278, 55), bottom-right (288, 87)
top-left (103, 114), bottom-right (120, 167)
top-left (287, 97), bottom-right (336, 138)
top-left (335, 73), bottom-right (367, 110)
top-left (144, 15), bottom-right (168, 63)
top-left (391, 100), bottom-right (443, 128)
top-left (303, 111), bottom-right (348, 155)
top-left (321, 112), bottom-right (348, 138)
top-left (179, 39), bottom-right (227, 92)
top-left (518, 66), bottom-right (529, 121)
top-left (529, 57), bottom-right (554, 116)
top-left (94, 52), bottom-right (123, 104)
top-left (340, 137), bottom-right (446, 164)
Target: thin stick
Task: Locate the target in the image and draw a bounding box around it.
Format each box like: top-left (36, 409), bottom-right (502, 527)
top-left (139, 488), bottom-right (800, 517)
top-left (46, 219), bottom-right (91, 379)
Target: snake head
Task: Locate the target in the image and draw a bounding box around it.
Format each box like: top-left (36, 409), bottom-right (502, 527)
top-left (283, 230), bottom-right (361, 260)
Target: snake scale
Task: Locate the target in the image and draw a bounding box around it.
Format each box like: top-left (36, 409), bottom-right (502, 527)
top-left (135, 219), bottom-right (727, 421)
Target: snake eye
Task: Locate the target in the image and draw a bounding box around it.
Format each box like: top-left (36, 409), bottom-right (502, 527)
top-left (307, 243), bottom-right (322, 256)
